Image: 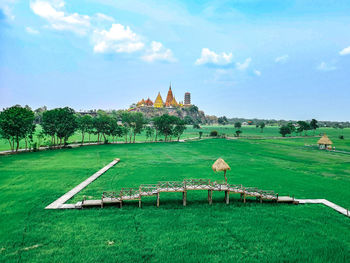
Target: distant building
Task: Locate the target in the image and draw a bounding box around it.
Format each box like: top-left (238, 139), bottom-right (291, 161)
top-left (184, 92), bottom-right (191, 106)
top-left (135, 83), bottom-right (188, 109)
top-left (317, 134), bottom-right (333, 150)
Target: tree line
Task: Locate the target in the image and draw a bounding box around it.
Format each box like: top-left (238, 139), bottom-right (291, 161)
top-left (0, 105), bottom-right (186, 152)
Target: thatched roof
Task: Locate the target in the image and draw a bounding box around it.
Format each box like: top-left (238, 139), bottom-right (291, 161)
top-left (212, 158), bottom-right (231, 172)
top-left (317, 134), bottom-right (333, 145)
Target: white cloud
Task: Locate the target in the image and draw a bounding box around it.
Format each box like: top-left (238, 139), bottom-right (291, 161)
top-left (236, 58), bottom-right (251, 71)
top-left (30, 0), bottom-right (90, 35)
top-left (339, 46), bottom-right (350, 56)
top-left (95, 13), bottom-right (115, 22)
top-left (195, 48), bottom-right (233, 66)
top-left (275, 54), bottom-right (289, 64)
top-left (26, 27), bottom-right (40, 34)
top-left (254, 69), bottom-right (261, 76)
top-left (93, 24), bottom-right (144, 53)
top-left (317, 62), bottom-right (336, 71)
top-left (141, 41), bottom-right (176, 62)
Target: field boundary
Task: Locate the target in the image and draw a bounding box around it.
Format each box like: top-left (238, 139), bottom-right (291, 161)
top-left (45, 158), bottom-right (120, 209)
top-left (295, 199), bottom-right (350, 217)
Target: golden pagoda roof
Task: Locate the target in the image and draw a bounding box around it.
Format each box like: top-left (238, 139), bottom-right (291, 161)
top-left (137, 99), bottom-right (145, 106)
top-left (145, 98), bottom-right (153, 106)
top-left (171, 97), bottom-right (178, 107)
top-left (317, 134), bottom-right (333, 145)
top-left (154, 92), bottom-right (164, 108)
top-left (165, 85), bottom-right (174, 105)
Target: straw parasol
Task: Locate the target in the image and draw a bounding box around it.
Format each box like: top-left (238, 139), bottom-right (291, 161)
top-left (212, 158), bottom-right (231, 184)
top-left (317, 134), bottom-right (333, 146)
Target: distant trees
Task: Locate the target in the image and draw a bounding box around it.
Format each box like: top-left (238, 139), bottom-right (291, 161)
top-left (310, 119), bottom-right (319, 135)
top-left (153, 114), bottom-right (186, 142)
top-left (0, 105), bottom-right (35, 151)
top-left (218, 116), bottom-right (228, 125)
top-left (259, 122), bottom-right (265, 133)
top-left (42, 107), bottom-right (77, 146)
top-left (234, 122), bottom-right (242, 130)
top-left (279, 125), bottom-right (291, 137)
top-left (77, 115), bottom-right (93, 145)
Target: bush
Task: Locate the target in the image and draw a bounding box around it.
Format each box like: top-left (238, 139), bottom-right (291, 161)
top-left (210, 130), bottom-right (218, 137)
top-left (339, 135), bottom-right (344, 139)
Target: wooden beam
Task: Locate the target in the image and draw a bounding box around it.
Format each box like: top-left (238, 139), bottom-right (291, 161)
top-left (226, 191), bottom-right (229, 204)
top-left (208, 190), bottom-right (213, 205)
top-left (157, 192), bottom-right (160, 207)
top-left (139, 197), bottom-right (142, 208)
top-left (183, 191), bottom-right (187, 206)
top-left (224, 191), bottom-right (227, 203)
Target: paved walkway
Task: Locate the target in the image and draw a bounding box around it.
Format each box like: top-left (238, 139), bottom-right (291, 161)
top-left (296, 199), bottom-right (349, 217)
top-left (45, 158), bottom-right (120, 209)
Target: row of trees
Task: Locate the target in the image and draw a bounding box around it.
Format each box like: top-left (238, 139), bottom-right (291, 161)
top-left (279, 119), bottom-right (319, 137)
top-left (0, 105), bottom-right (187, 151)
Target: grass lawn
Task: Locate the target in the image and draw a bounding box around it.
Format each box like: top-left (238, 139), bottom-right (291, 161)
top-left (1, 125), bottom-right (349, 152)
top-left (0, 139), bottom-right (349, 262)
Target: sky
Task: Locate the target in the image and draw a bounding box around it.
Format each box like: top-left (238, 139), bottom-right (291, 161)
top-left (1, 0), bottom-right (350, 121)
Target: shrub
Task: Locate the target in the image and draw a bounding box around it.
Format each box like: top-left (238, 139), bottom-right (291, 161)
top-left (210, 130), bottom-right (218, 137)
top-left (339, 135), bottom-right (344, 140)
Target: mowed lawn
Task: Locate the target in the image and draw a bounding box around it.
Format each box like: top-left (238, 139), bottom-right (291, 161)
top-left (0, 139), bottom-right (349, 262)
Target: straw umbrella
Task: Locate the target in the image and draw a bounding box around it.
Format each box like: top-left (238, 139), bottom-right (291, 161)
top-left (212, 158), bottom-right (231, 184)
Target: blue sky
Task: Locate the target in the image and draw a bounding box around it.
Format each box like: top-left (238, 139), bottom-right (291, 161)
top-left (1, 0), bottom-right (350, 121)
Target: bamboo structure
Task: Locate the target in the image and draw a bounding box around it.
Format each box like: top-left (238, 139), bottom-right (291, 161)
top-left (81, 178), bottom-right (296, 209)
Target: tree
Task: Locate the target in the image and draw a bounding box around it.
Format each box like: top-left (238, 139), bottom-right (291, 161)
top-left (153, 114), bottom-right (178, 142)
top-left (259, 122), bottom-right (265, 133)
top-left (235, 130), bottom-right (242, 137)
top-left (218, 116), bottom-right (228, 125)
top-left (193, 123), bottom-right (201, 129)
top-left (93, 114), bottom-right (111, 143)
top-left (77, 115), bottom-right (93, 145)
top-left (173, 119), bottom-right (187, 141)
top-left (310, 119), bottom-right (319, 135)
top-left (199, 131), bottom-right (203, 139)
top-left (0, 105), bottom-right (35, 151)
top-left (234, 122), bottom-right (242, 130)
top-left (184, 116), bottom-right (194, 125)
top-left (108, 118), bottom-right (123, 143)
top-left (131, 112), bottom-right (146, 143)
top-left (145, 126), bottom-right (155, 142)
top-left (279, 125), bottom-right (291, 137)
top-left (55, 107), bottom-right (77, 146)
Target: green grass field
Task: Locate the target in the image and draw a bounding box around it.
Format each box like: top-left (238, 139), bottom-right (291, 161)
top-left (1, 125), bottom-right (349, 152)
top-left (0, 138), bottom-right (349, 262)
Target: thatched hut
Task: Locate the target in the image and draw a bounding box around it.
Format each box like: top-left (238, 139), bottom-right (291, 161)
top-left (212, 158), bottom-right (231, 184)
top-left (317, 134), bottom-right (333, 149)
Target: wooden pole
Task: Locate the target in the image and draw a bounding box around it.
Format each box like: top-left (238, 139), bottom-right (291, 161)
top-left (243, 188), bottom-right (246, 203)
top-left (183, 191), bottom-right (187, 206)
top-left (226, 191), bottom-right (230, 204)
top-left (224, 170), bottom-right (227, 184)
top-left (139, 197), bottom-right (142, 208)
top-left (157, 192), bottom-right (160, 207)
top-left (224, 191), bottom-right (227, 203)
top-left (120, 201), bottom-right (123, 208)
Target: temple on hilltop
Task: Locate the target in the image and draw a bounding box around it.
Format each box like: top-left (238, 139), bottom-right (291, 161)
top-left (135, 83), bottom-right (191, 109)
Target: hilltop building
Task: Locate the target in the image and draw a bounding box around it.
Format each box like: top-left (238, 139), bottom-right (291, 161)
top-left (184, 92), bottom-right (191, 106)
top-left (135, 84), bottom-right (191, 109)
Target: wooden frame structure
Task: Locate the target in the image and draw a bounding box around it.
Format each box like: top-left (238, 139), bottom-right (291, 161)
top-left (80, 178), bottom-right (294, 209)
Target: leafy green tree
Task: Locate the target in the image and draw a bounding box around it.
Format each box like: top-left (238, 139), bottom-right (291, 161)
top-left (108, 118), bottom-right (123, 143)
top-left (145, 126), bottom-right (155, 142)
top-left (42, 109), bottom-right (59, 145)
top-left (218, 116), bottom-right (228, 125)
top-left (183, 116), bottom-right (194, 125)
top-left (234, 122), bottom-right (242, 130)
top-left (131, 112), bottom-right (146, 143)
top-left (193, 123), bottom-right (201, 129)
top-left (279, 125), bottom-right (291, 137)
top-left (310, 119), bottom-right (319, 135)
top-left (199, 131), bottom-right (203, 139)
top-left (259, 122), bottom-right (265, 133)
top-left (0, 105), bottom-right (35, 151)
top-left (93, 114), bottom-right (111, 143)
top-left (77, 115), bottom-right (93, 145)
top-left (173, 119), bottom-right (187, 141)
top-left (55, 107), bottom-right (77, 146)
top-left (153, 114), bottom-right (178, 141)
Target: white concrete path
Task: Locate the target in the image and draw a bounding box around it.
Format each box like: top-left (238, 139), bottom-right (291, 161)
top-left (45, 158), bottom-right (120, 209)
top-left (296, 199), bottom-right (350, 217)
